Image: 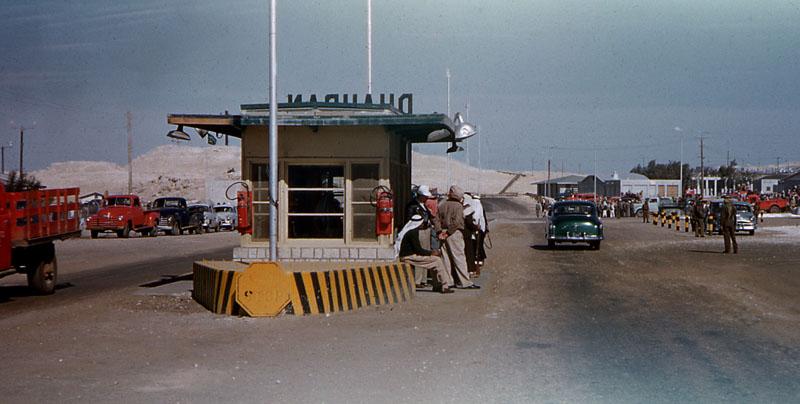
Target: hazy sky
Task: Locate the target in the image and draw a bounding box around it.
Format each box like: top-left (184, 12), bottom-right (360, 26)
top-left (2, 0), bottom-right (799, 175)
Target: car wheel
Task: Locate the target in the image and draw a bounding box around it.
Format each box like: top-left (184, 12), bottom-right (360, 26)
top-left (591, 241), bottom-right (601, 250)
top-left (215, 223), bottom-right (220, 233)
top-left (547, 240), bottom-right (555, 249)
top-left (749, 230), bottom-right (755, 236)
top-left (27, 243), bottom-right (56, 295)
top-left (90, 230), bottom-right (99, 239)
top-left (170, 217), bottom-right (181, 236)
top-left (118, 223), bottom-right (130, 238)
top-left (635, 210), bottom-right (642, 218)
top-left (769, 205), bottom-right (780, 213)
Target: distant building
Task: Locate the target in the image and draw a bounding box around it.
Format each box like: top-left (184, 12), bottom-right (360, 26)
top-left (620, 173), bottom-right (681, 198)
top-left (578, 175), bottom-right (620, 197)
top-left (80, 192), bottom-right (104, 204)
top-left (533, 175), bottom-right (583, 198)
top-left (776, 172), bottom-right (800, 193)
top-left (753, 174), bottom-right (783, 194)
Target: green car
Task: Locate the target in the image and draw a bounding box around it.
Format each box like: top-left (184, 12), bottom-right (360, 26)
top-left (546, 200), bottom-right (604, 250)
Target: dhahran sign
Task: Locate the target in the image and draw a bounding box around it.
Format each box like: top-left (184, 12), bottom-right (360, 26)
top-left (286, 93), bottom-right (413, 114)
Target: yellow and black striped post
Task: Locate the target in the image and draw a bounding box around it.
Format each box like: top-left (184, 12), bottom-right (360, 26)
top-left (653, 212), bottom-right (658, 226)
top-left (667, 213), bottom-right (672, 229)
top-left (685, 215), bottom-right (690, 232)
top-left (675, 213), bottom-right (681, 232)
top-left (193, 261), bottom-right (242, 315)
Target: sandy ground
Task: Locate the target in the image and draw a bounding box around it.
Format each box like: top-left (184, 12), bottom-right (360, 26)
top-left (1, 197), bottom-right (799, 402)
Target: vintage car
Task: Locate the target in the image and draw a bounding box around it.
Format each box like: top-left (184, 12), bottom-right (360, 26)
top-left (709, 200), bottom-right (757, 235)
top-left (546, 200), bottom-right (604, 249)
top-left (188, 203), bottom-right (221, 232)
top-left (151, 197), bottom-right (203, 235)
top-left (85, 195), bottom-right (159, 238)
top-left (213, 202), bottom-right (238, 230)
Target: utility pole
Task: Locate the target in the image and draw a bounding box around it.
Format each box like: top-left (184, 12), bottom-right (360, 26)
top-left (699, 135), bottom-right (705, 197)
top-left (268, 0), bottom-right (279, 261)
top-left (127, 111), bottom-right (133, 195)
top-left (19, 127), bottom-right (25, 175)
top-left (446, 68), bottom-right (451, 187)
top-left (546, 159), bottom-right (551, 198)
top-left (1, 142), bottom-right (11, 175)
top-left (776, 157), bottom-right (781, 174)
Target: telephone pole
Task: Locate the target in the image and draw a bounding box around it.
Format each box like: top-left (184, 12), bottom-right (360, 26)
top-left (1, 142), bottom-right (11, 175)
top-left (699, 135), bottom-right (705, 197)
top-left (126, 111), bottom-right (133, 194)
top-left (19, 127), bottom-right (26, 175)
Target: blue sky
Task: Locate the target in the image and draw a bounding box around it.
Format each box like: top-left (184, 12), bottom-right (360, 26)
top-left (2, 0), bottom-right (799, 174)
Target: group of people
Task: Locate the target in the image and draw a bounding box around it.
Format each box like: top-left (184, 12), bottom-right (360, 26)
top-left (395, 184), bottom-right (487, 294)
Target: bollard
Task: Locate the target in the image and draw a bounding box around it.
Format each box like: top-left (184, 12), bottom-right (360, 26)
top-left (661, 212), bottom-right (665, 227)
top-left (707, 215), bottom-right (714, 235)
top-left (685, 215), bottom-right (690, 232)
top-left (676, 213), bottom-right (681, 232)
top-left (667, 213), bottom-right (672, 229)
top-left (653, 212), bottom-right (658, 226)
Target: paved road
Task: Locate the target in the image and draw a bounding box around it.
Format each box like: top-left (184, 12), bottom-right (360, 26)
top-left (1, 198), bottom-right (798, 403)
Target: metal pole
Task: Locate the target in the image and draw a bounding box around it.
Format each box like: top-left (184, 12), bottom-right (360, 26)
top-left (593, 149), bottom-right (597, 203)
top-left (269, 0), bottom-right (279, 261)
top-left (127, 111), bottom-right (133, 195)
top-left (19, 127), bottom-right (24, 175)
top-left (367, 0), bottom-right (372, 94)
top-left (1, 146), bottom-right (5, 174)
top-left (679, 135), bottom-right (683, 197)
top-left (446, 68), bottom-right (451, 187)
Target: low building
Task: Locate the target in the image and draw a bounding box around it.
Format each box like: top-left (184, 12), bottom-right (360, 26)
top-left (776, 172), bottom-right (800, 193)
top-left (167, 96), bottom-right (474, 261)
top-left (620, 173), bottom-right (680, 198)
top-left (753, 174), bottom-right (783, 194)
top-left (578, 175), bottom-right (621, 197)
top-left (533, 175), bottom-right (583, 198)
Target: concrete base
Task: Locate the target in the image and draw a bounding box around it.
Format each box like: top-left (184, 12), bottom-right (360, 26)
top-left (233, 246), bottom-right (396, 262)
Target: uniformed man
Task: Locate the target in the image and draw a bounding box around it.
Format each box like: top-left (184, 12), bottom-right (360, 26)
top-left (693, 197), bottom-right (707, 237)
top-left (752, 200), bottom-right (761, 223)
top-left (641, 198), bottom-right (649, 223)
top-left (720, 196), bottom-right (738, 254)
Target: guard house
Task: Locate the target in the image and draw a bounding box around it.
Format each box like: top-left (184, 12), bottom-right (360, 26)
top-left (167, 95), bottom-right (474, 262)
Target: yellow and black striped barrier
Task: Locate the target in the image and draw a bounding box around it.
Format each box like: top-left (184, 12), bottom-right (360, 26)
top-left (707, 215), bottom-right (715, 235)
top-left (675, 213), bottom-right (681, 232)
top-left (192, 261), bottom-right (414, 317)
top-left (653, 212), bottom-right (658, 226)
top-left (685, 215), bottom-right (690, 232)
top-left (667, 213), bottom-right (672, 229)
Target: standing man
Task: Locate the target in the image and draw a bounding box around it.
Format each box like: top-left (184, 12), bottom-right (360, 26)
top-left (751, 200), bottom-right (761, 225)
top-left (534, 197), bottom-right (542, 218)
top-left (693, 197), bottom-right (707, 237)
top-left (641, 197), bottom-right (650, 223)
top-left (438, 185), bottom-right (480, 289)
top-left (720, 196), bottom-right (738, 254)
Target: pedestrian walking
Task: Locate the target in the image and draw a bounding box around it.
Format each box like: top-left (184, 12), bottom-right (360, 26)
top-left (720, 196), bottom-right (738, 254)
top-left (438, 185), bottom-right (480, 289)
top-left (534, 198), bottom-right (542, 218)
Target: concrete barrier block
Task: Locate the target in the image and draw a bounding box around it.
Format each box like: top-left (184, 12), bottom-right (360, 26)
top-left (323, 248), bottom-right (340, 259)
top-left (301, 248), bottom-right (314, 259)
top-left (359, 248), bottom-right (377, 260)
top-left (314, 248), bottom-right (323, 259)
top-left (291, 247), bottom-right (302, 259)
top-left (340, 248), bottom-right (350, 259)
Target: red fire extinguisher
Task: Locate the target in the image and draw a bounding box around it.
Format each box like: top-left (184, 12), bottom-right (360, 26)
top-left (236, 190), bottom-right (253, 235)
top-left (371, 185), bottom-right (394, 236)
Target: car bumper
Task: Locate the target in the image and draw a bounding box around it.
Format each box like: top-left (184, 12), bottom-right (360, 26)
top-left (548, 234), bottom-right (603, 241)
top-left (736, 223), bottom-right (756, 231)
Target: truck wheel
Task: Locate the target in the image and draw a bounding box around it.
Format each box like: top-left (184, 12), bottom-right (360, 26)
top-left (635, 210), bottom-right (642, 218)
top-left (547, 240), bottom-right (555, 249)
top-left (149, 227), bottom-right (158, 237)
top-left (170, 217), bottom-right (181, 236)
top-left (215, 223), bottom-right (220, 233)
top-left (90, 230), bottom-right (99, 239)
top-left (117, 223), bottom-right (130, 238)
top-left (769, 205), bottom-right (780, 213)
top-left (27, 244), bottom-right (57, 295)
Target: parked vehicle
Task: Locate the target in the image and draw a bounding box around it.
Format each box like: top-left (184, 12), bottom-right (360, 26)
top-left (745, 193), bottom-right (789, 213)
top-left (189, 203), bottom-right (221, 232)
top-left (633, 196), bottom-right (674, 217)
top-left (545, 200), bottom-right (604, 250)
top-left (0, 185), bottom-right (81, 294)
top-left (709, 200), bottom-right (757, 235)
top-left (213, 202), bottom-right (238, 230)
top-left (151, 197), bottom-right (202, 235)
top-left (85, 195), bottom-right (159, 238)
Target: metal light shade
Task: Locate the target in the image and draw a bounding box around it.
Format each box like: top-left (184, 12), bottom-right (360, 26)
top-left (196, 128), bottom-right (209, 138)
top-left (446, 142), bottom-right (463, 153)
top-left (167, 125), bottom-right (191, 141)
top-left (455, 122), bottom-right (476, 140)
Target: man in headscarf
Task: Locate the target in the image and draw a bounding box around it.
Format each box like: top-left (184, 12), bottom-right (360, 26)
top-left (395, 214), bottom-right (454, 293)
top-left (438, 185), bottom-right (480, 289)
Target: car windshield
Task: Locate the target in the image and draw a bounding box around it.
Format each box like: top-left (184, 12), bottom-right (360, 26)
top-left (190, 205), bottom-right (209, 212)
top-left (554, 204), bottom-right (594, 216)
top-left (153, 198), bottom-right (182, 208)
top-left (105, 197), bottom-right (131, 207)
top-left (214, 206), bottom-right (232, 213)
top-left (735, 204), bottom-right (751, 212)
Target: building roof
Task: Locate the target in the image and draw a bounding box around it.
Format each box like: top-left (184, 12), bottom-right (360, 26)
top-left (623, 172), bottom-right (649, 181)
top-left (168, 102), bottom-right (459, 144)
top-left (532, 175), bottom-right (585, 185)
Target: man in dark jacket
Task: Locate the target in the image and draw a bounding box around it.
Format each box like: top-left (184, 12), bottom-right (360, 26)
top-left (720, 196), bottom-right (738, 253)
top-left (693, 197), bottom-right (707, 237)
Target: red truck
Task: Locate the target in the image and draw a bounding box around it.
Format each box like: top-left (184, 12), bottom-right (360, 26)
top-left (0, 185), bottom-right (81, 294)
top-left (745, 193), bottom-right (789, 213)
top-left (86, 195), bottom-right (160, 238)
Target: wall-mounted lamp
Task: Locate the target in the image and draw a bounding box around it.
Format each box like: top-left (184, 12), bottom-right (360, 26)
top-left (446, 142), bottom-right (463, 153)
top-left (166, 125), bottom-right (191, 141)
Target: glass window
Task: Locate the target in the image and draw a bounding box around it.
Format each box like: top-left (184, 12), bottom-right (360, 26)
top-left (287, 165), bottom-right (344, 239)
top-left (251, 163), bottom-right (270, 241)
top-left (351, 163), bottom-right (379, 241)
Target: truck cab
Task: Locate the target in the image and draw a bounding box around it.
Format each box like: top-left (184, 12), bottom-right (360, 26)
top-left (86, 195), bottom-right (159, 238)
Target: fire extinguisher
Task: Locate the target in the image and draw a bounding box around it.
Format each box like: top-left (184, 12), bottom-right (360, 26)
top-left (371, 185), bottom-right (394, 236)
top-left (227, 181), bottom-right (253, 235)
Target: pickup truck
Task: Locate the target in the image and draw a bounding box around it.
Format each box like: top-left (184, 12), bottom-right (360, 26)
top-left (0, 185), bottom-right (81, 294)
top-left (633, 197), bottom-right (675, 217)
top-left (151, 197), bottom-right (203, 235)
top-left (745, 193), bottom-right (789, 213)
top-left (86, 195), bottom-right (159, 238)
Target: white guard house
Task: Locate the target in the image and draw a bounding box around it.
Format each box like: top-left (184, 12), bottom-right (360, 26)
top-left (167, 96), bottom-right (475, 262)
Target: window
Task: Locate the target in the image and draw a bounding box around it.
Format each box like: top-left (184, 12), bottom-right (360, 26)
top-left (351, 164), bottom-right (380, 241)
top-left (251, 163), bottom-right (270, 241)
top-left (287, 165), bottom-right (344, 239)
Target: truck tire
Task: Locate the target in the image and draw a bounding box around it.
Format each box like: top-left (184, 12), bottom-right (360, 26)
top-left (27, 243), bottom-right (57, 295)
top-left (117, 223), bottom-right (130, 238)
top-left (170, 217), bottom-right (181, 236)
top-left (148, 227), bottom-right (158, 237)
top-left (90, 230), bottom-right (99, 239)
top-left (769, 205), bottom-right (780, 213)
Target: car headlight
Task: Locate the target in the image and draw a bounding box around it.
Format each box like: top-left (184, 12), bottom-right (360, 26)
top-left (118, 215), bottom-right (125, 221)
top-left (598, 223), bottom-right (603, 230)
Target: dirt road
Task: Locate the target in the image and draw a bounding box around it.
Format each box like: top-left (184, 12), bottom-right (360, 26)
top-left (1, 198), bottom-right (798, 402)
